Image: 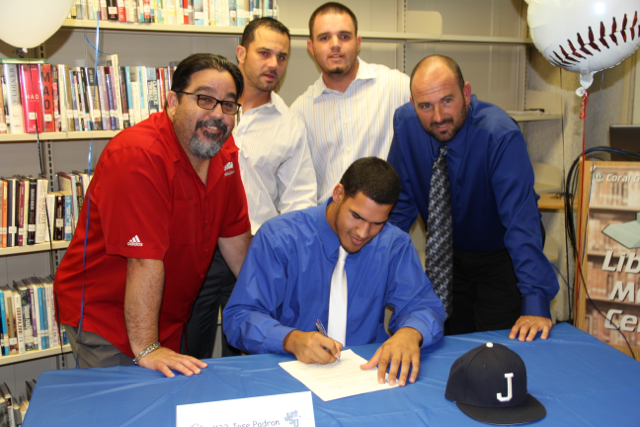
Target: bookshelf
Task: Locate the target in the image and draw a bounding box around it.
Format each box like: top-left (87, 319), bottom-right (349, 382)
top-left (0, 344), bottom-right (71, 366)
top-left (61, 18), bottom-right (533, 44)
top-left (0, 241), bottom-right (70, 256)
top-left (0, 130), bottom-right (118, 143)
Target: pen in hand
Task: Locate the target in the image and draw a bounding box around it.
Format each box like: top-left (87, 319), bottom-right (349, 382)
top-left (316, 319), bottom-right (341, 362)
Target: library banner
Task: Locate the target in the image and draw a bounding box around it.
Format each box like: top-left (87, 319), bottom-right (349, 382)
top-left (582, 162), bottom-right (640, 355)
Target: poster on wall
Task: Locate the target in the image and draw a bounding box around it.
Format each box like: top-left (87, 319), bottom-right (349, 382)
top-left (583, 163), bottom-right (640, 353)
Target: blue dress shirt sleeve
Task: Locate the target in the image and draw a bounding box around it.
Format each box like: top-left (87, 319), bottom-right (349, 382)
top-left (388, 110), bottom-right (420, 233)
top-left (488, 129), bottom-right (558, 317)
top-left (384, 239), bottom-right (446, 348)
top-left (223, 229), bottom-right (297, 355)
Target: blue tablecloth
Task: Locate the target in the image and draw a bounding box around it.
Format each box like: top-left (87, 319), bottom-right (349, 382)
top-left (23, 323), bottom-right (640, 426)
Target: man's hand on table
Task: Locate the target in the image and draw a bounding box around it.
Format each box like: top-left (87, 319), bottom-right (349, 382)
top-left (283, 330), bottom-right (343, 364)
top-left (360, 327), bottom-right (422, 387)
top-left (138, 346), bottom-right (207, 378)
top-left (509, 315), bottom-right (553, 341)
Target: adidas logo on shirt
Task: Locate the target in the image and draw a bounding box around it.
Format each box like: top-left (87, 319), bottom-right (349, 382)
top-left (127, 235), bottom-right (143, 247)
top-left (224, 161), bottom-right (235, 176)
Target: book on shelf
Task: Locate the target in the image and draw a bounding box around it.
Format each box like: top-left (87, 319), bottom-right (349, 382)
top-left (1, 285), bottom-right (17, 355)
top-left (43, 276), bottom-right (60, 347)
top-left (13, 281), bottom-right (35, 352)
top-left (19, 64), bottom-right (45, 134)
top-left (106, 0), bottom-right (118, 20)
top-left (68, 68), bottom-right (81, 131)
top-left (156, 68), bottom-right (166, 113)
top-left (116, 0), bottom-right (127, 22)
top-left (84, 67), bottom-right (103, 130)
top-left (1, 179), bottom-right (6, 248)
top-left (44, 192), bottom-right (56, 243)
top-left (105, 55), bottom-right (124, 128)
top-left (51, 65), bottom-right (62, 132)
top-left (146, 68), bottom-right (159, 114)
top-left (16, 178), bottom-right (27, 247)
top-left (29, 278), bottom-right (49, 351)
top-left (123, 66), bottom-right (136, 126)
top-left (74, 67), bottom-right (90, 131)
top-left (0, 286), bottom-right (9, 355)
top-left (40, 64), bottom-right (55, 132)
top-left (34, 177), bottom-right (48, 244)
top-left (24, 278), bottom-right (40, 351)
top-left (61, 191), bottom-right (73, 240)
top-left (71, 170), bottom-right (91, 197)
top-left (119, 67), bottom-right (131, 128)
top-left (2, 64), bottom-right (24, 134)
top-left (5, 177), bottom-right (19, 247)
top-left (0, 76), bottom-right (6, 134)
top-left (57, 172), bottom-right (80, 231)
top-left (11, 287), bottom-right (25, 354)
top-left (26, 177), bottom-right (36, 246)
top-left (52, 192), bottom-right (65, 241)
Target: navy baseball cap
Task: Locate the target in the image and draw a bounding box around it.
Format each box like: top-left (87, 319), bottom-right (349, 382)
top-left (445, 342), bottom-right (546, 425)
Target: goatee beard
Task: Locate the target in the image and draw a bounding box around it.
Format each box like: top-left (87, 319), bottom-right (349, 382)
top-left (190, 119), bottom-right (228, 159)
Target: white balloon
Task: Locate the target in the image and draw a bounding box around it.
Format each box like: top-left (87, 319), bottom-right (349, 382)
top-left (0, 0), bottom-right (74, 49)
top-left (526, 0), bottom-right (640, 92)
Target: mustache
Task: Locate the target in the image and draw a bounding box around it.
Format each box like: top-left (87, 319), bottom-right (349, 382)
top-left (430, 118), bottom-right (453, 127)
top-left (195, 118), bottom-right (227, 136)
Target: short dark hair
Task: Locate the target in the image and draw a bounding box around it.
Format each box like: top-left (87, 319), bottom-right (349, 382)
top-left (340, 157), bottom-right (400, 206)
top-left (308, 2), bottom-right (358, 39)
top-left (410, 55), bottom-right (465, 94)
top-left (241, 17), bottom-right (290, 49)
top-left (171, 53), bottom-right (244, 101)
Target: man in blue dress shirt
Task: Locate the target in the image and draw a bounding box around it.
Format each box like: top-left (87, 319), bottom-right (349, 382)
top-left (388, 55), bottom-right (559, 341)
top-left (224, 157), bottom-right (445, 386)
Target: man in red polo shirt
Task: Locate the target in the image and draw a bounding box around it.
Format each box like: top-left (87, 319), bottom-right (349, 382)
top-left (54, 54), bottom-right (252, 378)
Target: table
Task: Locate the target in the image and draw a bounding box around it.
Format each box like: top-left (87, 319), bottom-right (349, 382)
top-left (23, 323), bottom-right (640, 426)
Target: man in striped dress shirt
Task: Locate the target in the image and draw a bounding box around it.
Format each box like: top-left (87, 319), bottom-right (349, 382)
top-left (290, 2), bottom-right (411, 203)
top-left (183, 18), bottom-right (317, 360)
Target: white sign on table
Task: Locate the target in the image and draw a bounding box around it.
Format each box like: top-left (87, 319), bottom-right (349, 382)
top-left (176, 391), bottom-right (315, 427)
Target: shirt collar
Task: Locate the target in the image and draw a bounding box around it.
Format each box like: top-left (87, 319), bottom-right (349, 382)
top-left (314, 199), bottom-right (343, 260)
top-left (311, 57), bottom-right (376, 98)
top-left (239, 91), bottom-right (284, 116)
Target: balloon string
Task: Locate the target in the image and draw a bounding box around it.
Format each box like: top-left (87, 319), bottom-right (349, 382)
top-left (575, 91), bottom-right (588, 319)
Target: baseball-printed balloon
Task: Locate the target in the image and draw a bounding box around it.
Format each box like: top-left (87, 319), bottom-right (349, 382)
top-left (525, 0), bottom-right (640, 94)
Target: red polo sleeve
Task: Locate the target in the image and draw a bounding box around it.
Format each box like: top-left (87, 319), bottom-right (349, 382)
top-left (95, 145), bottom-right (171, 261)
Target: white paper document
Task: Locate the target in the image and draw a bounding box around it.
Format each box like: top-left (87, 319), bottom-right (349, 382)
top-left (278, 349), bottom-right (397, 401)
top-left (175, 391), bottom-right (315, 427)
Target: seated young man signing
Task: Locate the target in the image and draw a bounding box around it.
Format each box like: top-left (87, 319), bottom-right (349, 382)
top-left (224, 157), bottom-right (445, 386)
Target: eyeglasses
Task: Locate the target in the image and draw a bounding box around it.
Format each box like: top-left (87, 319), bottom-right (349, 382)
top-left (176, 91), bottom-right (241, 115)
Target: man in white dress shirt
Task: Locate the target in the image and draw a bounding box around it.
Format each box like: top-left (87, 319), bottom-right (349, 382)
top-left (290, 2), bottom-right (410, 203)
top-left (183, 18), bottom-right (317, 359)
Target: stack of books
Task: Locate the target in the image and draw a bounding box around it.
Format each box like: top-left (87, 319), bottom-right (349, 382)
top-left (0, 55), bottom-right (177, 135)
top-left (68, 0), bottom-right (279, 27)
top-left (0, 171), bottom-right (91, 249)
top-left (0, 276), bottom-right (68, 358)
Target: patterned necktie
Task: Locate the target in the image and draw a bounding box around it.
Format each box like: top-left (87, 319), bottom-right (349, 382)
top-left (426, 144), bottom-right (453, 318)
top-left (328, 246), bottom-right (348, 345)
